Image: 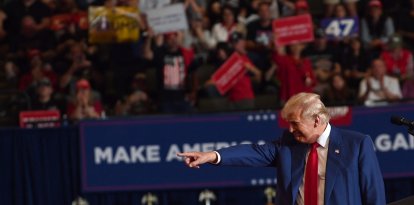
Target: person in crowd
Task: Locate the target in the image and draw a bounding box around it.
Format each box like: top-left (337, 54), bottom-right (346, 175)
top-left (114, 73), bottom-right (151, 115)
top-left (3, 0), bottom-right (54, 52)
top-left (246, 1), bottom-right (274, 73)
top-left (277, 0), bottom-right (294, 17)
top-left (211, 4), bottom-right (246, 47)
top-left (206, 32), bottom-right (261, 110)
top-left (273, 43), bottom-right (317, 104)
top-left (380, 34), bottom-right (414, 82)
top-left (361, 0), bottom-right (395, 59)
top-left (184, 0), bottom-right (206, 21)
top-left (31, 78), bottom-right (61, 111)
top-left (182, 16), bottom-right (216, 61)
top-left (332, 2), bottom-right (349, 18)
top-left (19, 50), bottom-right (57, 92)
top-left (336, 37), bottom-right (369, 91)
top-left (1, 61), bottom-right (19, 90)
top-left (398, 0), bottom-right (414, 50)
top-left (294, 0), bottom-right (311, 16)
top-left (402, 75), bottom-right (414, 99)
top-left (178, 92), bottom-right (385, 205)
top-left (303, 29), bottom-right (340, 94)
top-left (321, 73), bottom-right (356, 106)
top-left (237, 0), bottom-right (260, 25)
top-left (358, 58), bottom-right (402, 105)
top-left (206, 0), bottom-right (222, 28)
top-left (66, 78), bottom-right (103, 121)
top-left (324, 0), bottom-right (358, 17)
top-left (143, 30), bottom-right (198, 113)
top-left (56, 42), bottom-right (93, 95)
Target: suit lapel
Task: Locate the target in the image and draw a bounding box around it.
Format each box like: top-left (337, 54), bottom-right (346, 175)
top-left (291, 142), bottom-right (308, 204)
top-left (324, 127), bottom-right (342, 203)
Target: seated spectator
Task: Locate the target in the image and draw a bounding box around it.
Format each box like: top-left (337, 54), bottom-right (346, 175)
top-left (211, 4), bottom-right (246, 47)
top-left (66, 78), bottom-right (103, 121)
top-left (0, 61), bottom-right (19, 89)
top-left (361, 0), bottom-right (395, 59)
top-left (115, 73), bottom-right (151, 116)
top-left (398, 0), bottom-right (414, 50)
top-left (31, 78), bottom-right (60, 111)
top-left (205, 33), bottom-right (261, 110)
top-left (358, 59), bottom-right (402, 106)
top-left (303, 29), bottom-right (341, 93)
top-left (380, 34), bottom-right (414, 82)
top-left (272, 43), bottom-right (317, 104)
top-left (323, 0), bottom-right (358, 17)
top-left (337, 37), bottom-right (369, 90)
top-left (143, 30), bottom-right (198, 113)
top-left (321, 73), bottom-right (356, 106)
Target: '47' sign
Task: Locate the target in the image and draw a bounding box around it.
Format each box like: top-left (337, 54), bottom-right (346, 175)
top-left (320, 17), bottom-right (359, 40)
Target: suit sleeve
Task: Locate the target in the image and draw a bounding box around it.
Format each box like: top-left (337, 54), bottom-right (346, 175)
top-left (217, 142), bottom-right (278, 167)
top-left (358, 135), bottom-right (386, 205)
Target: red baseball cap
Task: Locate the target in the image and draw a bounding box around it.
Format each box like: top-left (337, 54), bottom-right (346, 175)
top-left (76, 79), bottom-right (91, 90)
top-left (296, 0), bottom-right (309, 10)
top-left (369, 0), bottom-right (382, 8)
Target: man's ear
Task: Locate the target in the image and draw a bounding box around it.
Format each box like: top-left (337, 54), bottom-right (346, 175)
top-left (314, 115), bottom-right (320, 128)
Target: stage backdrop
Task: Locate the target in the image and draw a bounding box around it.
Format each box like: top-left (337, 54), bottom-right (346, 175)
top-left (80, 103), bottom-right (414, 192)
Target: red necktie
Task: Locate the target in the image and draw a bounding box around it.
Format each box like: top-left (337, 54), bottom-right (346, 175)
top-left (305, 142), bottom-right (319, 205)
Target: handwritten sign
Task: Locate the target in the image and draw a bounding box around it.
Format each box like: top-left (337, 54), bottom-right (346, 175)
top-left (146, 3), bottom-right (189, 34)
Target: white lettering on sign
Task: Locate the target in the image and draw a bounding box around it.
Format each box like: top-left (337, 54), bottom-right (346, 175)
top-left (375, 133), bottom-right (414, 152)
top-left (94, 145), bottom-right (161, 164)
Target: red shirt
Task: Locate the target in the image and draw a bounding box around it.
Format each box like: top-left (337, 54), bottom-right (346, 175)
top-left (273, 53), bottom-right (316, 102)
top-left (381, 49), bottom-right (413, 77)
top-left (227, 55), bottom-right (255, 102)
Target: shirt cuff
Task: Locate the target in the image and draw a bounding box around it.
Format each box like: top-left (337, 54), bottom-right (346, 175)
top-left (211, 151), bottom-right (221, 164)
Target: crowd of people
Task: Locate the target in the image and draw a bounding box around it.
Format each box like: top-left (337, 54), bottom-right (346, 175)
top-left (0, 0), bottom-right (413, 125)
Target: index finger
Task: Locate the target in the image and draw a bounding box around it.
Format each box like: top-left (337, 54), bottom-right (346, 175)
top-left (177, 152), bottom-right (198, 157)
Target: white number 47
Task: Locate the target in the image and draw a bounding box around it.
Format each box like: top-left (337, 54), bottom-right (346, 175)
top-left (325, 19), bottom-right (355, 37)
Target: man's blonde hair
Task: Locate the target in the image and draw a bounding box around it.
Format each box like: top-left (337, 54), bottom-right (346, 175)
top-left (281, 92), bottom-right (330, 123)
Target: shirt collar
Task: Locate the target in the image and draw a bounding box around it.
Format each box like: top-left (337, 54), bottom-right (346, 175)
top-left (317, 123), bottom-right (331, 148)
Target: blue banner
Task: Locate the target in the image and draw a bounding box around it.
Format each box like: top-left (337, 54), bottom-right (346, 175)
top-left (80, 104), bottom-right (414, 192)
top-left (320, 17), bottom-right (359, 40)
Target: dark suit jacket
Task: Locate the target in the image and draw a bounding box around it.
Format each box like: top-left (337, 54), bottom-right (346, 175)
top-left (218, 126), bottom-right (386, 205)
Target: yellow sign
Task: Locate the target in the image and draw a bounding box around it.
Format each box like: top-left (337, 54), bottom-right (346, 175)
top-left (88, 6), bottom-right (140, 43)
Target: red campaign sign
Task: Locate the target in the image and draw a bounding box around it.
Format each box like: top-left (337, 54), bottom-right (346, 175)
top-left (277, 106), bottom-right (353, 128)
top-left (19, 110), bottom-right (61, 128)
top-left (212, 52), bottom-right (247, 95)
top-left (273, 14), bottom-right (314, 46)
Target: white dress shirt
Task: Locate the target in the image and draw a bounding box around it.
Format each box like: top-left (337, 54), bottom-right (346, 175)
top-left (296, 123), bottom-right (331, 205)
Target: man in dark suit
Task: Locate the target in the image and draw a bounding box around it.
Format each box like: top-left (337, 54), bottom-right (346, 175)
top-left (178, 92), bottom-right (385, 205)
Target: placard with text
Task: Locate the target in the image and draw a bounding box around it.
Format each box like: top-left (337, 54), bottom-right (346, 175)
top-left (273, 14), bottom-right (314, 46)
